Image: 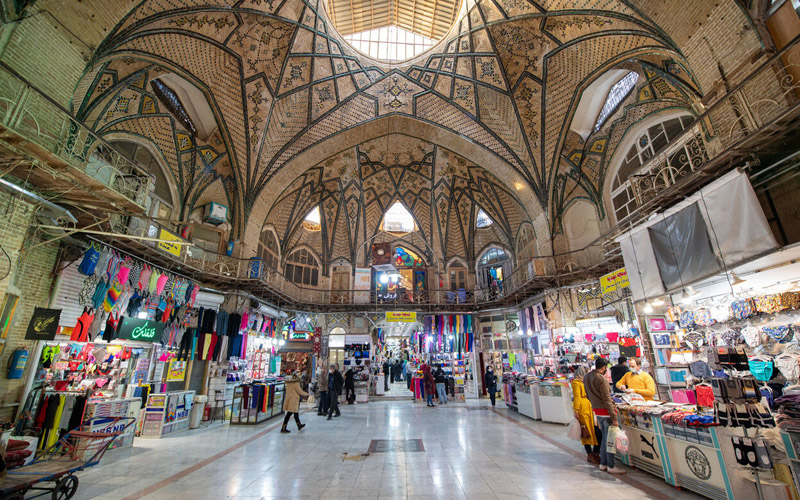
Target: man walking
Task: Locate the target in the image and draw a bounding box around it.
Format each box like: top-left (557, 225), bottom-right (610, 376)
top-left (327, 363), bottom-right (344, 420)
top-left (585, 359), bottom-right (625, 475)
top-left (382, 359), bottom-right (390, 391)
top-left (317, 366), bottom-right (329, 416)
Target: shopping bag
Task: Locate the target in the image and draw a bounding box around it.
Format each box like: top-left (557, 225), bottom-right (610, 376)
top-left (614, 428), bottom-right (629, 454)
top-left (605, 425), bottom-right (620, 454)
top-left (567, 419), bottom-right (582, 441)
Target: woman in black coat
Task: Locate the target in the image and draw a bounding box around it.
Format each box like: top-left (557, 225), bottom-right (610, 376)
top-left (344, 368), bottom-right (356, 404)
top-left (484, 366), bottom-right (498, 407)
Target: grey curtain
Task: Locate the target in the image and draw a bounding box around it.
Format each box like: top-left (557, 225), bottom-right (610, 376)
top-left (648, 203), bottom-right (721, 290)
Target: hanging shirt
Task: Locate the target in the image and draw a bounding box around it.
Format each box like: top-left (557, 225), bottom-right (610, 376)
top-left (71, 309), bottom-right (94, 342)
top-left (78, 244), bottom-right (100, 276)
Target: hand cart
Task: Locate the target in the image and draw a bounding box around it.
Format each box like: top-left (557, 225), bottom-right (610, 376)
top-left (0, 417), bottom-right (134, 500)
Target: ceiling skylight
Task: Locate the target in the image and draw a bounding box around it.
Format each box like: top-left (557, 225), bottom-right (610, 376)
top-left (303, 206), bottom-right (321, 231)
top-left (327, 0), bottom-right (463, 62)
top-left (476, 209), bottom-right (493, 228)
top-left (594, 71), bottom-right (638, 132)
top-left (343, 26), bottom-right (436, 62)
top-left (382, 201), bottom-right (416, 233)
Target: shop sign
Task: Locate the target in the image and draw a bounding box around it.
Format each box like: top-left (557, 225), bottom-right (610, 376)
top-left (156, 228), bottom-right (185, 257)
top-left (600, 267), bottom-right (630, 294)
top-left (166, 360), bottom-right (187, 382)
top-left (117, 317), bottom-right (166, 342)
top-left (25, 307), bottom-right (61, 340)
top-left (291, 330), bottom-right (311, 340)
top-left (385, 311), bottom-right (416, 323)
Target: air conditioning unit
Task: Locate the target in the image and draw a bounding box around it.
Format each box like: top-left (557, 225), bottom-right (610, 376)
top-left (203, 202), bottom-right (228, 225)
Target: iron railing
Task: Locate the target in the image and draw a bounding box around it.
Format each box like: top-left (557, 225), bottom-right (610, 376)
top-left (0, 62), bottom-right (152, 207)
top-left (609, 35), bottom-right (800, 226)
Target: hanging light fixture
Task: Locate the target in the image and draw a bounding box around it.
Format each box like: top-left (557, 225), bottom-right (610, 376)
top-left (527, 329), bottom-right (533, 336)
top-left (730, 272), bottom-right (746, 287)
top-left (643, 302), bottom-right (654, 314)
top-left (681, 289), bottom-right (692, 305)
top-left (687, 285), bottom-right (701, 297)
top-left (379, 273), bottom-right (389, 284)
top-left (518, 329), bottom-right (524, 336)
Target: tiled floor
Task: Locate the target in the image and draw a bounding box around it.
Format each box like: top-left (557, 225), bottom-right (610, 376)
top-left (69, 399), bottom-right (705, 500)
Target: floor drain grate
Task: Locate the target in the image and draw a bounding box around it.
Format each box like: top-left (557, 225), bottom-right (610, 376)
top-left (367, 439), bottom-right (425, 453)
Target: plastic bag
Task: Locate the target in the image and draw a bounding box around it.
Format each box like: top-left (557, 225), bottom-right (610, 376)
top-left (567, 419), bottom-right (582, 441)
top-left (615, 428), bottom-right (629, 454)
top-left (605, 425), bottom-right (620, 454)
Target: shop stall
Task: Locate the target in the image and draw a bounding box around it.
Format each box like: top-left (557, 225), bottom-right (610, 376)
top-left (538, 380), bottom-right (573, 424)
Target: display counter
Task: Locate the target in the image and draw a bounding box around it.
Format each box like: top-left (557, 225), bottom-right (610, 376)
top-left (140, 390), bottom-right (195, 439)
top-left (82, 397), bottom-right (142, 450)
top-left (538, 381), bottom-right (572, 424)
top-left (355, 379), bottom-right (369, 403)
top-left (230, 381), bottom-right (285, 425)
top-left (612, 403), bottom-right (795, 500)
top-left (514, 381), bottom-right (542, 420)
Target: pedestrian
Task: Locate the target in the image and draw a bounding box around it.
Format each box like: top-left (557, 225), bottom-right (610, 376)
top-left (610, 356), bottom-right (629, 394)
top-left (434, 364), bottom-right (448, 404)
top-left (571, 365), bottom-right (600, 464)
top-left (484, 365), bottom-right (497, 407)
top-left (327, 363), bottom-right (344, 420)
top-left (317, 366), bottom-right (329, 416)
top-left (344, 367), bottom-right (355, 404)
top-left (616, 357), bottom-right (656, 401)
top-left (403, 359), bottom-right (413, 390)
top-left (393, 359), bottom-right (402, 383)
top-left (585, 358), bottom-right (625, 474)
top-left (382, 359), bottom-right (390, 391)
top-left (281, 371), bottom-right (308, 434)
top-left (422, 363), bottom-right (436, 407)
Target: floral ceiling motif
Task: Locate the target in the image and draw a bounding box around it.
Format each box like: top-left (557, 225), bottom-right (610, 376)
top-left (71, 0), bottom-right (701, 243)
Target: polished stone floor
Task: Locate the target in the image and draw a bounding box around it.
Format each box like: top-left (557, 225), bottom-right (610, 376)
top-left (71, 399), bottom-right (704, 500)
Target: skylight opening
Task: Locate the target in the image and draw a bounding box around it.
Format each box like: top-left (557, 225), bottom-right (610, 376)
top-left (343, 26), bottom-right (436, 62)
top-left (303, 206), bottom-right (321, 231)
top-left (476, 209), bottom-right (493, 228)
top-left (593, 71), bottom-right (639, 132)
top-left (382, 202), bottom-right (416, 233)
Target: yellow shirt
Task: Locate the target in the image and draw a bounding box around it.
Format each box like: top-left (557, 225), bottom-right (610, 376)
top-left (616, 371), bottom-right (656, 400)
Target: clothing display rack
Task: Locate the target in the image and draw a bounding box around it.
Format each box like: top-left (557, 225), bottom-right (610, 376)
top-left (229, 381), bottom-right (285, 425)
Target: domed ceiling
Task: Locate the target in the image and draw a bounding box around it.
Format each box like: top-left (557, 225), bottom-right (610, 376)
top-left (70, 0), bottom-right (704, 259)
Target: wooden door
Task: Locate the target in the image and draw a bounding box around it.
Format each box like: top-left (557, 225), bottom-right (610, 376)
top-left (331, 268), bottom-right (350, 304)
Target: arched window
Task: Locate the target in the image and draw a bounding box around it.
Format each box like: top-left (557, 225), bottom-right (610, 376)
top-left (285, 248), bottom-right (320, 286)
top-left (610, 114), bottom-right (696, 221)
top-left (478, 247), bottom-right (509, 267)
top-left (109, 140), bottom-right (173, 222)
top-left (257, 229), bottom-right (280, 270)
top-left (476, 208), bottom-right (493, 228)
top-left (594, 71), bottom-right (638, 131)
top-left (381, 202), bottom-right (416, 234)
top-left (516, 225), bottom-right (535, 264)
top-left (477, 247), bottom-right (511, 298)
top-left (303, 206), bottom-right (321, 231)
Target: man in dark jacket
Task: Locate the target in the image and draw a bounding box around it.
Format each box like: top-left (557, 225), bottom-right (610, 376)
top-left (327, 364), bottom-right (344, 420)
top-left (484, 365), bottom-right (498, 407)
top-left (382, 360), bottom-right (390, 390)
top-left (584, 358), bottom-right (625, 475)
top-left (610, 356), bottom-right (629, 394)
top-left (434, 364), bottom-right (448, 404)
top-left (344, 367), bottom-right (356, 404)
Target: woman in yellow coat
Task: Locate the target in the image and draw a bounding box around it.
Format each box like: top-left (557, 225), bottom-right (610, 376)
top-left (572, 365), bottom-right (600, 464)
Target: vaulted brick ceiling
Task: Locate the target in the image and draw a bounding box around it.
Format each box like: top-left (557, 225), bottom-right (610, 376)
top-left (71, 0), bottom-right (702, 245)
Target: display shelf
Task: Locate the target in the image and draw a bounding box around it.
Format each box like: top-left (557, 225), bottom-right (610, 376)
top-left (537, 382), bottom-right (572, 424)
top-left (140, 390), bottom-right (195, 439)
top-left (230, 382), bottom-right (285, 425)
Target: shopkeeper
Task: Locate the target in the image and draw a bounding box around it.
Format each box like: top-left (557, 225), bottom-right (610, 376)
top-left (614, 357), bottom-right (655, 401)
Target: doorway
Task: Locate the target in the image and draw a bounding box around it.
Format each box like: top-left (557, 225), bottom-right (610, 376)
top-left (477, 247), bottom-right (511, 299)
top-left (331, 266), bottom-right (350, 304)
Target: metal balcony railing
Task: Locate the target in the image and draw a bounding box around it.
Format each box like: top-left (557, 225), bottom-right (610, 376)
top-left (610, 35), bottom-right (800, 226)
top-left (0, 62), bottom-right (152, 207)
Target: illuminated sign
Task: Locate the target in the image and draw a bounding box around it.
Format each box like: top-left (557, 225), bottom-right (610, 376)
top-left (117, 317), bottom-right (166, 342)
top-left (600, 268), bottom-right (630, 295)
top-left (385, 311), bottom-right (417, 323)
